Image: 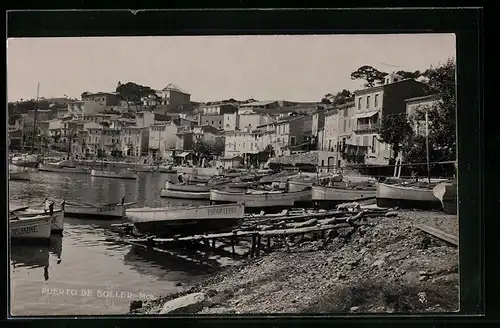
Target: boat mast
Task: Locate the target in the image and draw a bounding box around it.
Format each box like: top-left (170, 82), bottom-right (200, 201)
top-left (31, 83), bottom-right (40, 153)
top-left (425, 110), bottom-right (431, 183)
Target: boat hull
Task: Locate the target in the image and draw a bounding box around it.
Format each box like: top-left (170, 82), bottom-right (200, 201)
top-left (39, 165), bottom-right (90, 174)
top-left (433, 182), bottom-right (458, 214)
top-left (11, 208), bottom-right (64, 233)
top-left (160, 188), bottom-right (210, 200)
top-left (288, 180), bottom-right (314, 192)
top-left (126, 203), bottom-right (245, 237)
top-left (164, 181), bottom-right (213, 193)
top-left (376, 183), bottom-right (441, 210)
top-left (91, 169), bottom-right (138, 180)
top-left (64, 202), bottom-right (135, 219)
top-left (311, 185), bottom-right (377, 209)
top-left (177, 167), bottom-right (219, 178)
top-left (9, 171), bottom-right (30, 181)
top-left (10, 215), bottom-right (52, 243)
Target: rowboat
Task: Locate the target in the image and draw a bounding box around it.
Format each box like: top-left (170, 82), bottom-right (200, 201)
top-left (433, 182), bottom-right (458, 214)
top-left (376, 182), bottom-right (441, 209)
top-left (91, 169), bottom-right (138, 180)
top-left (39, 164), bottom-right (90, 174)
top-left (288, 180), bottom-right (315, 192)
top-left (164, 181), bottom-right (216, 193)
top-left (9, 214), bottom-right (52, 243)
top-left (9, 203), bottom-right (64, 233)
top-left (126, 203), bottom-right (245, 237)
top-left (9, 171), bottom-right (30, 181)
top-left (131, 165), bottom-right (157, 173)
top-left (160, 188), bottom-right (211, 200)
top-left (311, 185), bottom-right (377, 208)
top-left (210, 189), bottom-right (311, 213)
top-left (177, 167), bottom-right (219, 178)
top-left (64, 199), bottom-right (136, 219)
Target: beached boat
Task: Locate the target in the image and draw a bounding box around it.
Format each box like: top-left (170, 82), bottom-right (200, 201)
top-left (10, 203), bottom-right (64, 233)
top-left (9, 171), bottom-right (30, 181)
top-left (64, 199), bottom-right (136, 219)
top-left (91, 169), bottom-right (138, 180)
top-left (210, 189), bottom-right (311, 213)
top-left (376, 182), bottom-right (441, 209)
top-left (433, 182), bottom-right (458, 214)
top-left (311, 185), bottom-right (377, 208)
top-left (160, 188), bottom-right (211, 200)
top-left (9, 214), bottom-right (52, 243)
top-left (126, 203), bottom-right (245, 237)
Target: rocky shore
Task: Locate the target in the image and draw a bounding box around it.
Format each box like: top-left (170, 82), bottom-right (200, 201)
top-left (130, 210), bottom-right (458, 315)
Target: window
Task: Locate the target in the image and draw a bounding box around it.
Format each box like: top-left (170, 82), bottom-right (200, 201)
top-left (372, 136), bottom-right (376, 153)
top-left (363, 136), bottom-right (369, 146)
top-left (291, 136), bottom-right (296, 145)
top-left (358, 97), bottom-right (362, 110)
top-left (374, 94), bottom-right (379, 107)
top-left (226, 124), bottom-right (230, 128)
top-left (366, 96), bottom-right (370, 108)
top-left (344, 109), bottom-right (348, 117)
top-left (343, 120), bottom-right (347, 132)
top-left (348, 119), bottom-right (351, 128)
top-left (212, 121), bottom-right (214, 125)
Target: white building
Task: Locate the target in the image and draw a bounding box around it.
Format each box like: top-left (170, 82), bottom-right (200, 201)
top-left (148, 122), bottom-right (178, 159)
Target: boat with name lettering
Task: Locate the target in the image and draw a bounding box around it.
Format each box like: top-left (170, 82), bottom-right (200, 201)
top-left (9, 214), bottom-right (52, 243)
top-left (10, 243), bottom-right (50, 268)
top-left (9, 201), bottom-right (65, 233)
top-left (64, 198), bottom-right (136, 219)
top-left (125, 203), bottom-right (245, 237)
top-left (210, 189), bottom-right (312, 213)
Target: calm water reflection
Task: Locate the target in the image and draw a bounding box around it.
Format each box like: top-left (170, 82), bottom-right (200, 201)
top-left (9, 171), bottom-right (231, 316)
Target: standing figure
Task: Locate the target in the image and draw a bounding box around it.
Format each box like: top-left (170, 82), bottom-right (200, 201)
top-left (177, 173), bottom-right (184, 184)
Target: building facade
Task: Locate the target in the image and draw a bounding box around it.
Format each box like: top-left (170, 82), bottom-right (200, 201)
top-left (148, 122), bottom-right (178, 159)
top-left (159, 83), bottom-right (191, 111)
top-left (405, 94), bottom-right (440, 136)
top-left (120, 126), bottom-right (150, 157)
top-left (81, 92), bottom-right (122, 115)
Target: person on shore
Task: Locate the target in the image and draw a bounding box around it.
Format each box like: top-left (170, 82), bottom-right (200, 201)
top-left (177, 173), bottom-right (184, 184)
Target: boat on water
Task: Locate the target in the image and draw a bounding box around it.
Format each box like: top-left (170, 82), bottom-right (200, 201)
top-left (39, 159), bottom-right (90, 174)
top-left (311, 185), bottom-right (377, 208)
top-left (160, 188), bottom-right (211, 200)
top-left (130, 165), bottom-right (157, 173)
top-left (10, 202), bottom-right (65, 233)
top-left (91, 169), bottom-right (138, 180)
top-left (210, 189), bottom-right (311, 213)
top-left (9, 214), bottom-right (52, 243)
top-left (433, 181), bottom-right (458, 214)
top-left (177, 166), bottom-right (219, 178)
top-left (10, 243), bottom-right (50, 268)
top-left (157, 165), bottom-right (177, 173)
top-left (164, 181), bottom-right (220, 193)
top-left (126, 203), bottom-right (245, 237)
top-left (288, 180), bottom-right (315, 192)
top-left (64, 198), bottom-right (136, 219)
top-left (376, 182), bottom-right (442, 209)
top-left (9, 171), bottom-right (30, 181)
top-left (11, 154), bottom-right (41, 168)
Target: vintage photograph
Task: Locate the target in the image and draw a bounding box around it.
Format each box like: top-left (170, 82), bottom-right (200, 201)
top-left (8, 34), bottom-right (458, 316)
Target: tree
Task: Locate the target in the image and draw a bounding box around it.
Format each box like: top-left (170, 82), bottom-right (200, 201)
top-left (332, 89), bottom-right (353, 106)
top-left (396, 70), bottom-right (422, 80)
top-left (378, 113), bottom-right (413, 161)
top-left (320, 97), bottom-right (332, 105)
top-left (116, 82), bottom-right (157, 106)
top-left (350, 65), bottom-right (388, 87)
top-left (402, 58), bottom-right (456, 175)
top-left (211, 138), bottom-right (225, 157)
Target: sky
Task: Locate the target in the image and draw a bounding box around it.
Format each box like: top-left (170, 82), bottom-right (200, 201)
top-left (7, 34), bottom-right (456, 103)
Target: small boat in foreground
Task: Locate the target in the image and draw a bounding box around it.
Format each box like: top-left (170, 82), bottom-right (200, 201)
top-left (64, 198), bottom-right (136, 219)
top-left (433, 182), bottom-right (458, 214)
top-left (9, 171), bottom-right (30, 181)
top-left (311, 185), bottom-right (376, 208)
top-left (10, 203), bottom-right (65, 233)
top-left (376, 182), bottom-right (441, 210)
top-left (160, 188), bottom-right (211, 200)
top-left (126, 203), bottom-right (245, 237)
top-left (11, 154), bottom-right (41, 168)
top-left (91, 169), bottom-right (138, 180)
top-left (9, 214), bottom-right (52, 243)
top-left (288, 180), bottom-right (315, 192)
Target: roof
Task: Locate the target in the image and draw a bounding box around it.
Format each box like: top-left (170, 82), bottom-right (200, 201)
top-left (240, 101), bottom-right (278, 107)
top-left (353, 79), bottom-right (430, 96)
top-left (355, 110), bottom-right (379, 119)
top-left (405, 93), bottom-right (440, 103)
top-left (162, 83), bottom-right (190, 95)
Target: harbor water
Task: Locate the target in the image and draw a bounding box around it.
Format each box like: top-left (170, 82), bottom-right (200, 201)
top-left (9, 170), bottom-right (239, 316)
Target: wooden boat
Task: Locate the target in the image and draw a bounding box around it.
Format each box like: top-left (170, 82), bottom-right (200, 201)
top-left (11, 154), bottom-right (40, 168)
top-left (164, 181), bottom-right (215, 193)
top-left (157, 165), bottom-right (177, 173)
top-left (288, 180), bottom-right (315, 192)
top-left (311, 185), bottom-right (377, 208)
top-left (91, 169), bottom-right (138, 180)
top-left (10, 203), bottom-right (64, 233)
top-left (160, 188), bottom-right (210, 200)
top-left (9, 214), bottom-right (52, 243)
top-left (177, 167), bottom-right (219, 178)
top-left (10, 244), bottom-right (50, 268)
top-left (210, 189), bottom-right (311, 213)
top-left (131, 165), bottom-right (157, 173)
top-left (64, 199), bottom-right (136, 219)
top-left (39, 164), bottom-right (90, 173)
top-left (126, 203), bottom-right (245, 237)
top-left (376, 182), bottom-right (441, 209)
top-left (433, 182), bottom-right (458, 214)
top-left (9, 171), bottom-right (30, 181)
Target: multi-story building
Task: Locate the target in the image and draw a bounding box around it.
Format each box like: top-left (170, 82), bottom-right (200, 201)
top-left (192, 125), bottom-right (220, 144)
top-left (224, 129), bottom-right (264, 159)
top-left (148, 122), bottom-right (178, 159)
top-left (271, 115), bottom-right (312, 157)
top-left (238, 101), bottom-right (279, 112)
top-left (311, 108), bottom-right (326, 148)
top-left (223, 112), bottom-right (239, 131)
top-left (405, 94), bottom-right (440, 136)
top-left (201, 103), bottom-right (237, 115)
top-left (67, 100), bottom-right (85, 118)
top-left (158, 83), bottom-right (191, 111)
top-left (135, 111), bottom-right (155, 128)
top-left (85, 126), bottom-right (121, 156)
top-left (352, 73), bottom-right (435, 165)
top-left (238, 110), bottom-right (275, 131)
top-left (81, 92), bottom-right (122, 115)
top-left (119, 126), bottom-right (149, 157)
top-left (197, 113), bottom-right (224, 130)
top-left (81, 113), bottom-right (119, 125)
top-left (176, 130), bottom-right (194, 151)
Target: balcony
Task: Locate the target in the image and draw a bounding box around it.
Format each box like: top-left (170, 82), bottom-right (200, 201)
top-left (354, 123), bottom-right (380, 132)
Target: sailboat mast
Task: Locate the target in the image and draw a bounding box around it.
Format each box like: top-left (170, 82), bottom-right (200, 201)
top-left (32, 83), bottom-right (40, 152)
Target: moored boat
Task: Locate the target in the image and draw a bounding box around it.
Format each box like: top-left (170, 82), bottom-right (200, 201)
top-left (126, 203), bottom-right (245, 237)
top-left (10, 202), bottom-right (65, 233)
top-left (130, 165), bottom-right (157, 173)
top-left (9, 171), bottom-right (30, 181)
top-left (210, 189), bottom-right (311, 213)
top-left (11, 154), bottom-right (41, 168)
top-left (433, 182), bottom-right (458, 214)
top-left (311, 185), bottom-right (377, 208)
top-left (177, 167), bottom-right (219, 178)
top-left (160, 188), bottom-right (210, 200)
top-left (164, 181), bottom-right (215, 193)
top-left (157, 165), bottom-right (177, 173)
top-left (9, 214), bottom-right (52, 243)
top-left (39, 164), bottom-right (90, 174)
top-left (64, 198), bottom-right (136, 219)
top-left (91, 169), bottom-right (138, 180)
top-left (288, 180), bottom-right (315, 192)
top-left (376, 182), bottom-right (441, 210)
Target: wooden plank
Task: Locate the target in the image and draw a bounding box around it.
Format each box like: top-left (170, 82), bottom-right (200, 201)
top-left (415, 224), bottom-right (459, 246)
